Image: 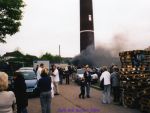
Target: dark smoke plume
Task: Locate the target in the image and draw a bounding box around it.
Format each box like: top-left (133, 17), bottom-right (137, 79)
top-left (72, 34), bottom-right (128, 67)
top-left (145, 46), bottom-right (150, 50)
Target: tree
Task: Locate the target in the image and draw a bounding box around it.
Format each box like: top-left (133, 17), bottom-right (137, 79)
top-left (41, 53), bottom-right (54, 61)
top-left (0, 0), bottom-right (24, 43)
top-left (40, 53), bottom-right (62, 63)
top-left (24, 54), bottom-right (38, 66)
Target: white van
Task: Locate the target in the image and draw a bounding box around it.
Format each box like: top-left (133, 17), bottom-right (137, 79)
top-left (33, 60), bottom-right (50, 71)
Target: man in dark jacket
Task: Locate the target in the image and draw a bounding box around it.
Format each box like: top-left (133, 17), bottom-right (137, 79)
top-left (13, 72), bottom-right (28, 113)
top-left (111, 67), bottom-right (120, 103)
top-left (84, 65), bottom-right (92, 98)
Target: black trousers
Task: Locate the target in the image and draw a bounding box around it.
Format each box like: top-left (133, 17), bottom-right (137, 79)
top-left (66, 74), bottom-right (70, 84)
top-left (79, 86), bottom-right (85, 98)
top-left (112, 86), bottom-right (120, 102)
top-left (17, 105), bottom-right (28, 113)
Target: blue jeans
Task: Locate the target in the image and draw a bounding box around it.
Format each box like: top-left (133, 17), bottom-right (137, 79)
top-left (21, 108), bottom-right (28, 113)
top-left (102, 85), bottom-right (111, 104)
top-left (85, 83), bottom-right (91, 96)
top-left (40, 91), bottom-right (51, 113)
top-left (17, 107), bottom-right (28, 113)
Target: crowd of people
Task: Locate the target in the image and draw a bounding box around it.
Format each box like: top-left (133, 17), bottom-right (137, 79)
top-left (0, 63), bottom-right (120, 113)
top-left (99, 66), bottom-right (120, 104)
top-left (78, 65), bottom-right (120, 105)
top-left (0, 63), bottom-right (61, 113)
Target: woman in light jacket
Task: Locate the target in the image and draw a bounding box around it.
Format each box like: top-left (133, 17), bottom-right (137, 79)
top-left (0, 72), bottom-right (16, 113)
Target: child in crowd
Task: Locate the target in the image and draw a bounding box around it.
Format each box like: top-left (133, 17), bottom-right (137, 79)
top-left (79, 77), bottom-right (85, 99)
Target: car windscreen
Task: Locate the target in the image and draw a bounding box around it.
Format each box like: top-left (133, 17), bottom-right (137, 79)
top-left (77, 69), bottom-right (84, 74)
top-left (16, 72), bottom-right (36, 80)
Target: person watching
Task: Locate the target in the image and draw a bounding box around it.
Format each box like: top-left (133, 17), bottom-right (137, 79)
top-left (0, 72), bottom-right (16, 113)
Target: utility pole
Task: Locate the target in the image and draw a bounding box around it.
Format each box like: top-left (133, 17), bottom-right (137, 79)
top-left (59, 45), bottom-right (60, 57)
top-left (59, 45), bottom-right (61, 63)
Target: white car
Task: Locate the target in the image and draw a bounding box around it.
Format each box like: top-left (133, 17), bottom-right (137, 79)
top-left (75, 68), bottom-right (98, 84)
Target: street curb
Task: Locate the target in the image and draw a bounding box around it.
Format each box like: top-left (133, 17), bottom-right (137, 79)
top-left (91, 85), bottom-right (101, 90)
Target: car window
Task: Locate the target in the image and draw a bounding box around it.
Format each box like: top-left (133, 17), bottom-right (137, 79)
top-left (77, 69), bottom-right (84, 74)
top-left (16, 72), bottom-right (36, 80)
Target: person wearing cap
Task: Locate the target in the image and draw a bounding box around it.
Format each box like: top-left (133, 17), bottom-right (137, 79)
top-left (84, 65), bottom-right (92, 98)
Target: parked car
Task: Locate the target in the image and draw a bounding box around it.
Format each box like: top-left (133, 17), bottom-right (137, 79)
top-left (8, 76), bottom-right (14, 91)
top-left (75, 68), bottom-right (98, 85)
top-left (14, 69), bottom-right (39, 95)
top-left (75, 69), bottom-right (84, 84)
top-left (19, 67), bottom-right (34, 70)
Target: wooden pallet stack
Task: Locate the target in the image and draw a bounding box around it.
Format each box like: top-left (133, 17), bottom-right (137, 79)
top-left (139, 88), bottom-right (150, 113)
top-left (119, 50), bottom-right (150, 109)
top-left (140, 96), bottom-right (150, 113)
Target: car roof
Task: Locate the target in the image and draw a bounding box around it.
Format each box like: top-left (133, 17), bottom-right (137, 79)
top-left (19, 67), bottom-right (33, 70)
top-left (16, 69), bottom-right (34, 73)
top-left (77, 68), bottom-right (84, 70)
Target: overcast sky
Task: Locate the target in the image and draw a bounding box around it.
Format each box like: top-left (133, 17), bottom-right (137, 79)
top-left (1, 0), bottom-right (150, 57)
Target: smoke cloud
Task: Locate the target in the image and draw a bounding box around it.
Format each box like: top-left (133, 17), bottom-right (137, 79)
top-left (72, 34), bottom-right (128, 67)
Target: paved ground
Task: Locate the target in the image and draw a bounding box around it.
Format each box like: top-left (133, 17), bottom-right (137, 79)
top-left (28, 82), bottom-right (141, 113)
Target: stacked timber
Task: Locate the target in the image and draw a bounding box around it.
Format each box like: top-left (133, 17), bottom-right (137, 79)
top-left (139, 88), bottom-right (150, 113)
top-left (119, 50), bottom-right (150, 109)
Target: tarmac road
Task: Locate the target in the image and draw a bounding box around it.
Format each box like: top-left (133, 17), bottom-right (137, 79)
top-left (28, 82), bottom-right (140, 113)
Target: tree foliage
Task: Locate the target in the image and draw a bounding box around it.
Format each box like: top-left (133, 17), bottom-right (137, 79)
top-left (0, 0), bottom-right (24, 43)
top-left (40, 52), bottom-right (62, 63)
top-left (1, 50), bottom-right (38, 67)
top-left (0, 50), bottom-right (66, 71)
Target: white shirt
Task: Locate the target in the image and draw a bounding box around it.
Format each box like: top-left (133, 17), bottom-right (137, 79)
top-left (100, 71), bottom-right (111, 85)
top-left (50, 76), bottom-right (54, 98)
top-left (52, 68), bottom-right (60, 82)
top-left (0, 91), bottom-right (16, 113)
top-left (37, 67), bottom-right (42, 80)
top-left (65, 66), bottom-right (68, 71)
